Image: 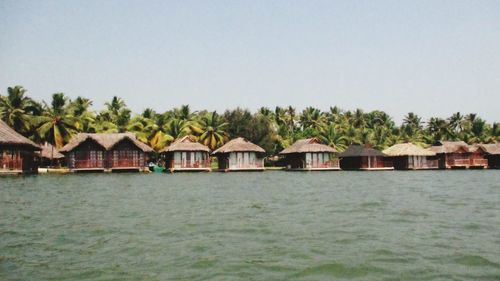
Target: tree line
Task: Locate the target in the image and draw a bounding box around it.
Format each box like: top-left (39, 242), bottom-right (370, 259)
top-left (1, 86), bottom-right (498, 154)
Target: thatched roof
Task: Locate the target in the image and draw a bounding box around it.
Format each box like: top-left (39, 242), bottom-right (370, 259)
top-left (474, 143), bottom-right (500, 155)
top-left (428, 141), bottom-right (469, 154)
top-left (338, 144), bottom-right (386, 157)
top-left (59, 133), bottom-right (153, 153)
top-left (0, 120), bottom-right (40, 150)
top-left (279, 138), bottom-right (337, 155)
top-left (383, 143), bottom-right (435, 157)
top-left (161, 136), bottom-right (210, 153)
top-left (212, 137), bottom-right (265, 155)
top-left (39, 142), bottom-right (65, 159)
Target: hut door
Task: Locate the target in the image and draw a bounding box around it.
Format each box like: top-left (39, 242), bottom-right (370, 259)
top-left (174, 152), bottom-right (181, 168)
top-left (243, 152), bottom-right (249, 167)
top-left (249, 153), bottom-right (255, 167)
top-left (237, 152), bottom-right (243, 167)
top-left (305, 153), bottom-right (311, 168)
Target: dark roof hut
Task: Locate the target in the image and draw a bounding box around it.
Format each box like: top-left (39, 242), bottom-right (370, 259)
top-left (161, 136), bottom-right (211, 172)
top-left (0, 120), bottom-right (40, 174)
top-left (278, 138), bottom-right (339, 170)
top-left (212, 137), bottom-right (266, 171)
top-left (338, 144), bottom-right (393, 171)
top-left (60, 133), bottom-right (153, 172)
top-left (382, 143), bottom-right (437, 170)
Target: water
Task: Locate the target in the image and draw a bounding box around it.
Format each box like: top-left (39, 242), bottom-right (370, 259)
top-left (1, 171), bottom-right (500, 280)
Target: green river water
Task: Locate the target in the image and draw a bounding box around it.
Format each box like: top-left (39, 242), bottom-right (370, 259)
top-left (1, 171), bottom-right (500, 280)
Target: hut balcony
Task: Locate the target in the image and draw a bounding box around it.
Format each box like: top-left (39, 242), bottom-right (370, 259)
top-left (71, 159), bottom-right (105, 170)
top-left (360, 158), bottom-right (393, 170)
top-left (407, 159), bottom-right (439, 170)
top-left (109, 157), bottom-right (145, 171)
top-left (169, 159), bottom-right (211, 170)
top-left (470, 158), bottom-right (488, 168)
top-left (306, 159), bottom-right (340, 169)
top-left (448, 158), bottom-right (471, 168)
top-left (0, 154), bottom-right (23, 171)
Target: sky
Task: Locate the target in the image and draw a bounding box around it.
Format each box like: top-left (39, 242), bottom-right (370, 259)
top-left (1, 0), bottom-right (499, 123)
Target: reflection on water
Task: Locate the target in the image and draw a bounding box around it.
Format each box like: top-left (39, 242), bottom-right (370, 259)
top-left (1, 171), bottom-right (500, 280)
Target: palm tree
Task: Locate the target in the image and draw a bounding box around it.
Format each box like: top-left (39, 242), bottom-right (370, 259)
top-left (101, 96), bottom-right (131, 132)
top-left (0, 86), bottom-right (38, 134)
top-left (403, 112), bottom-right (423, 129)
top-left (299, 107), bottom-right (326, 131)
top-left (318, 124), bottom-right (348, 151)
top-left (104, 96), bottom-right (126, 116)
top-left (448, 112), bottom-right (463, 132)
top-left (174, 104), bottom-right (196, 121)
top-left (165, 118), bottom-right (191, 140)
top-left (68, 96), bottom-right (95, 132)
top-left (36, 93), bottom-right (78, 148)
top-left (128, 114), bottom-right (174, 151)
top-left (427, 117), bottom-right (451, 142)
top-left (189, 111), bottom-right (228, 150)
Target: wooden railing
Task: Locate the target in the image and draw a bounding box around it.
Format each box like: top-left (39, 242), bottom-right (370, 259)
top-left (471, 158), bottom-right (488, 166)
top-left (307, 159), bottom-right (340, 168)
top-left (232, 161), bottom-right (264, 168)
top-left (361, 160), bottom-right (393, 169)
top-left (449, 158), bottom-right (470, 166)
top-left (171, 159), bottom-right (211, 168)
top-left (113, 158), bottom-right (142, 168)
top-left (0, 158), bottom-right (23, 170)
top-left (409, 159), bottom-right (438, 169)
top-left (72, 159), bottom-right (104, 169)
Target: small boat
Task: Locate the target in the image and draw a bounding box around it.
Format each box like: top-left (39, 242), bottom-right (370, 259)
top-left (148, 163), bottom-right (165, 173)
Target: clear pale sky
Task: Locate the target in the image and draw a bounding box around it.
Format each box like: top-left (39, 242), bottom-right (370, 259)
top-left (1, 0), bottom-right (499, 123)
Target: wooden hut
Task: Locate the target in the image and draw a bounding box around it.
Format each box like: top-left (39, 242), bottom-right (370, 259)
top-left (278, 138), bottom-right (340, 171)
top-left (339, 144), bottom-right (393, 171)
top-left (382, 143), bottom-right (438, 170)
top-left (59, 133), bottom-right (153, 172)
top-left (467, 144), bottom-right (489, 169)
top-left (477, 143), bottom-right (500, 169)
top-left (161, 136), bottom-right (211, 172)
top-left (212, 137), bottom-right (265, 171)
top-left (428, 141), bottom-right (487, 169)
top-left (0, 120), bottom-right (41, 174)
top-left (38, 142), bottom-right (65, 168)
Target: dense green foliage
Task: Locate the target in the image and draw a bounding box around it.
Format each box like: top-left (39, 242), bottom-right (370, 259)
top-left (1, 86), bottom-right (498, 153)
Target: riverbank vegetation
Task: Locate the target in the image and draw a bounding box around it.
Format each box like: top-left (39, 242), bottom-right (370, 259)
top-left (1, 86), bottom-right (498, 154)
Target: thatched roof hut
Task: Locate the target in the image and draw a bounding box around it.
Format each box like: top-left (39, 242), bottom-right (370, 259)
top-left (279, 138), bottom-right (337, 154)
top-left (0, 120), bottom-right (40, 150)
top-left (338, 144), bottom-right (386, 157)
top-left (39, 142), bottom-right (65, 159)
top-left (212, 137), bottom-right (265, 155)
top-left (60, 133), bottom-right (153, 153)
top-left (383, 143), bottom-right (435, 157)
top-left (428, 141), bottom-right (469, 154)
top-left (477, 143), bottom-right (500, 155)
top-left (161, 135), bottom-right (210, 152)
